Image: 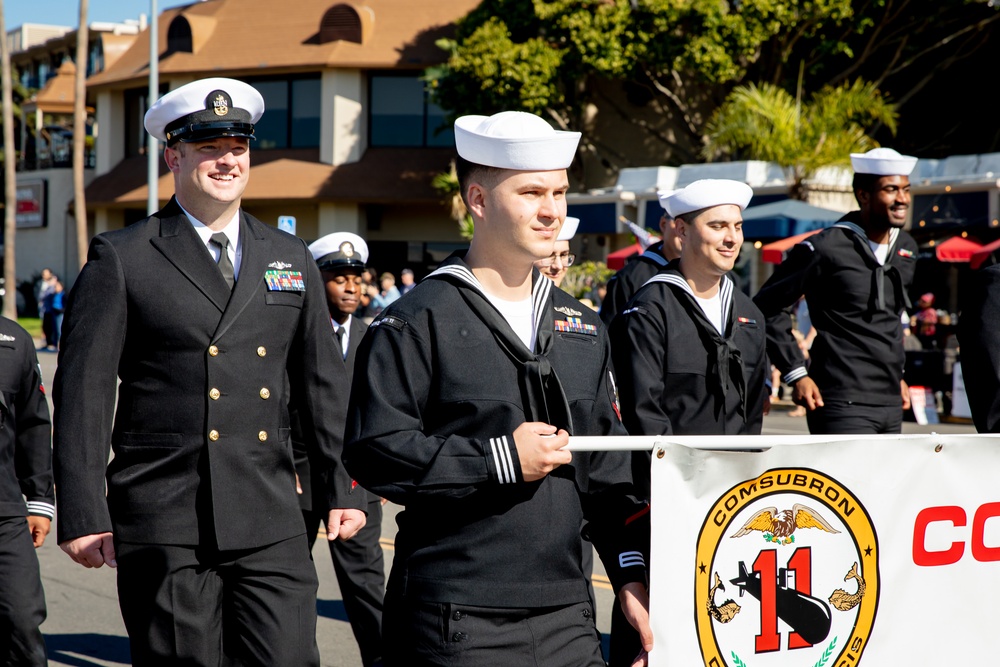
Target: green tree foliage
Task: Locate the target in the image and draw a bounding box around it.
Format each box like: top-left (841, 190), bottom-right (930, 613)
top-left (703, 78), bottom-right (899, 199)
top-left (428, 0), bottom-right (1000, 179)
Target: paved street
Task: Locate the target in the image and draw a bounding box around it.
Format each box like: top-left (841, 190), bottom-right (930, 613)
top-left (29, 345), bottom-right (975, 665)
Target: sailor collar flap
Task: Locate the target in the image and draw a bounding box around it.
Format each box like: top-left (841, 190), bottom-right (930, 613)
top-left (640, 267), bottom-right (748, 417)
top-left (425, 257), bottom-right (573, 432)
top-left (833, 221), bottom-right (911, 313)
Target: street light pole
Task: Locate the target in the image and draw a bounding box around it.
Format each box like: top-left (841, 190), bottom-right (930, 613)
top-left (147, 0), bottom-right (159, 215)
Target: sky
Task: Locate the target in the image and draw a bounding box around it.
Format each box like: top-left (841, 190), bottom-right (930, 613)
top-left (6, 0), bottom-right (196, 31)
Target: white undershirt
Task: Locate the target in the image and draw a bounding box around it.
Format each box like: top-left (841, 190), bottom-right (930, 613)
top-left (868, 240), bottom-right (889, 265)
top-left (484, 293), bottom-right (535, 350)
top-left (692, 292), bottom-right (724, 334)
top-left (332, 315), bottom-right (351, 358)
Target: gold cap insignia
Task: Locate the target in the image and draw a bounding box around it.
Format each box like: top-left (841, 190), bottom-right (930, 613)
top-left (341, 242), bottom-right (354, 257)
top-left (212, 93), bottom-right (229, 117)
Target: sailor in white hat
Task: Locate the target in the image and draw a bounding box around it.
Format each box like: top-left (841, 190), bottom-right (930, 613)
top-left (53, 77), bottom-right (365, 666)
top-left (343, 111), bottom-right (652, 666)
top-left (599, 190), bottom-right (683, 324)
top-left (606, 177), bottom-right (768, 664)
top-left (754, 146), bottom-right (919, 435)
top-left (534, 216), bottom-right (578, 287)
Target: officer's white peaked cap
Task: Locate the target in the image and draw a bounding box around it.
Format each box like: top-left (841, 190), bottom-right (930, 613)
top-left (309, 232), bottom-right (369, 271)
top-left (144, 77), bottom-right (264, 144)
top-left (850, 147), bottom-right (917, 176)
top-left (454, 111), bottom-right (581, 170)
top-left (557, 217), bottom-right (580, 242)
top-left (662, 180), bottom-right (753, 218)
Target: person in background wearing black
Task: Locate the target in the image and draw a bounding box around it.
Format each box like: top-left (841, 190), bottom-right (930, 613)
top-left (754, 147), bottom-right (918, 434)
top-left (607, 179), bottom-right (768, 666)
top-left (599, 192), bottom-right (681, 324)
top-left (0, 315), bottom-right (53, 666)
top-left (295, 232), bottom-right (386, 667)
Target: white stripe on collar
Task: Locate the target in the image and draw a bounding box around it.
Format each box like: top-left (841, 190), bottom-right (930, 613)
top-left (834, 221), bottom-right (899, 254)
top-left (641, 271), bottom-right (734, 329)
top-left (426, 263), bottom-right (552, 349)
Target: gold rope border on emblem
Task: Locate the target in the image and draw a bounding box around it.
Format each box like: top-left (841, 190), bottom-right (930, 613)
top-left (693, 467), bottom-right (880, 667)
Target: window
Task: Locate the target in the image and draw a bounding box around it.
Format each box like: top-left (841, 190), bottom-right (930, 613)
top-left (319, 5), bottom-right (362, 44)
top-left (124, 88), bottom-right (152, 158)
top-left (167, 17), bottom-right (193, 54)
top-left (369, 74), bottom-right (454, 148)
top-left (88, 39), bottom-right (104, 76)
top-left (247, 77), bottom-right (321, 149)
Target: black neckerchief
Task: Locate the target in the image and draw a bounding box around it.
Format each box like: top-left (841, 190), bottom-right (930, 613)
top-left (425, 254), bottom-right (574, 433)
top-left (835, 216), bottom-right (911, 313)
top-left (641, 263), bottom-right (747, 419)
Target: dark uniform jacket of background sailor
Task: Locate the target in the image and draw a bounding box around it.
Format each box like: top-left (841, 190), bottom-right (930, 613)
top-left (53, 197), bottom-right (361, 549)
top-left (957, 257), bottom-right (1000, 433)
top-left (294, 314), bottom-right (371, 511)
top-left (753, 212), bottom-right (917, 406)
top-left (608, 264), bottom-right (767, 500)
top-left (599, 243), bottom-right (668, 325)
top-left (343, 255), bottom-right (647, 608)
top-left (0, 317), bottom-right (53, 521)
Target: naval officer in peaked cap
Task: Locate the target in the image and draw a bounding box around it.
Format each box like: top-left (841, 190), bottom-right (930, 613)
top-left (292, 231), bottom-right (386, 667)
top-left (344, 111), bottom-right (652, 666)
top-left (53, 77), bottom-right (366, 666)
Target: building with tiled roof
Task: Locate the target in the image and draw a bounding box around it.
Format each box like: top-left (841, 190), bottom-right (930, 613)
top-left (84, 0), bottom-right (481, 280)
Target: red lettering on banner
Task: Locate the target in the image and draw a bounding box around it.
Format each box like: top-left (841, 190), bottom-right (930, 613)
top-left (913, 506), bottom-right (966, 566)
top-left (972, 502), bottom-right (1000, 562)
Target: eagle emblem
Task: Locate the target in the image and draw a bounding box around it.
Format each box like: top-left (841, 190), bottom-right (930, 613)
top-left (731, 503), bottom-right (840, 545)
top-left (340, 242), bottom-right (354, 257)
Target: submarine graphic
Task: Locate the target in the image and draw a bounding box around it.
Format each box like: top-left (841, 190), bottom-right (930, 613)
top-left (730, 561), bottom-right (832, 645)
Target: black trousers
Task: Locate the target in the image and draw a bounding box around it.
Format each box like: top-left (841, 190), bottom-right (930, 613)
top-left (304, 497), bottom-right (385, 667)
top-left (116, 534), bottom-right (319, 667)
top-left (0, 517), bottom-right (47, 667)
top-left (382, 591), bottom-right (605, 667)
top-left (806, 401), bottom-right (902, 434)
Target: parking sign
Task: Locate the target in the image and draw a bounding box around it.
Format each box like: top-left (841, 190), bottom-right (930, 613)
top-left (277, 215), bottom-right (297, 235)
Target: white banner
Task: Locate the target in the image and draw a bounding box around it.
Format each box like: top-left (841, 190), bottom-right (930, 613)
top-left (643, 434), bottom-right (1000, 666)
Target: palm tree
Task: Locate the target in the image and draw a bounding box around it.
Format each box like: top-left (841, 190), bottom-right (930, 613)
top-left (703, 77), bottom-right (899, 201)
top-left (431, 160), bottom-right (474, 240)
top-left (73, 0), bottom-right (89, 271)
top-left (1, 0), bottom-right (18, 318)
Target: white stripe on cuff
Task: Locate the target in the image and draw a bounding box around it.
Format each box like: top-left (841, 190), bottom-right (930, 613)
top-left (619, 551), bottom-right (645, 568)
top-left (783, 367), bottom-right (808, 385)
top-left (490, 436), bottom-right (517, 484)
top-left (26, 501), bottom-right (54, 518)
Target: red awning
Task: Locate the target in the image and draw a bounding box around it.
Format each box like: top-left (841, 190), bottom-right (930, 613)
top-left (934, 236), bottom-right (983, 262)
top-left (971, 238), bottom-right (1000, 269)
top-left (607, 242), bottom-right (643, 271)
top-left (761, 229), bottom-right (825, 264)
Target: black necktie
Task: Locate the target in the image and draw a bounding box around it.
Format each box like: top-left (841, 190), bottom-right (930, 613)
top-left (334, 326), bottom-right (347, 359)
top-left (210, 232), bottom-right (235, 290)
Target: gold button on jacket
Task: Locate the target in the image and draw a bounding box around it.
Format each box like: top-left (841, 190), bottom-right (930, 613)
top-left (209, 429), bottom-right (220, 441)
